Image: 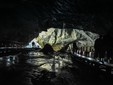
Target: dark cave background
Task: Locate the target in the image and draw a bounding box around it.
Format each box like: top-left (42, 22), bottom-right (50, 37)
top-left (0, 0), bottom-right (113, 43)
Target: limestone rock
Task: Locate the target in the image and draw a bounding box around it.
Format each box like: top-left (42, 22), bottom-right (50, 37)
top-left (36, 28), bottom-right (98, 51)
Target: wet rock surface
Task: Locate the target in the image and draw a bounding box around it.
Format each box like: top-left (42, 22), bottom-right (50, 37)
top-left (0, 52), bottom-right (113, 85)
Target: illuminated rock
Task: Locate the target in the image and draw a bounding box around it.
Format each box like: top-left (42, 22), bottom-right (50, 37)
top-left (36, 28), bottom-right (98, 51)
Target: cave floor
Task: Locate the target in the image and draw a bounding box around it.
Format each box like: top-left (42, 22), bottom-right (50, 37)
top-left (0, 52), bottom-right (113, 85)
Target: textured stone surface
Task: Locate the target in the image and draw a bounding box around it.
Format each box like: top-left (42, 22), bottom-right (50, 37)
top-left (36, 28), bottom-right (98, 51)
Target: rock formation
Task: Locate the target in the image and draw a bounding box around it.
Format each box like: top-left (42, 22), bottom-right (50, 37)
top-left (36, 28), bottom-right (98, 51)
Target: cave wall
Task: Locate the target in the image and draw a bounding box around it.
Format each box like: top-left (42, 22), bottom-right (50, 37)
top-left (0, 0), bottom-right (113, 44)
top-left (36, 28), bottom-right (98, 51)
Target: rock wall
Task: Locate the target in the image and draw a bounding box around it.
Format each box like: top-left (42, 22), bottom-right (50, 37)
top-left (36, 28), bottom-right (98, 51)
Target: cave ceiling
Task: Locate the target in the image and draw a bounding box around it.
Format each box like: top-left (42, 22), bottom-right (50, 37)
top-left (0, 0), bottom-right (113, 44)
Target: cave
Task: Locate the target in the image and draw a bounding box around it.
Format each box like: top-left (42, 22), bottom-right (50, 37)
top-left (0, 0), bottom-right (113, 85)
